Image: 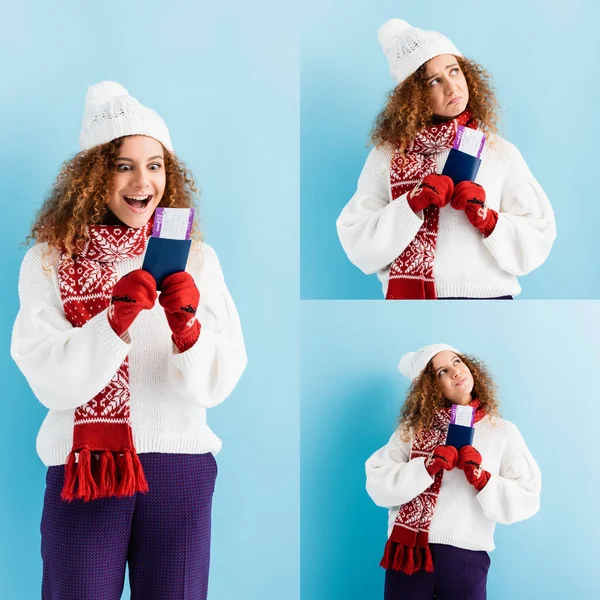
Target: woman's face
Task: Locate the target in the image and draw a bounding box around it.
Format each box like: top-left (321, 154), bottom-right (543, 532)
top-left (108, 135), bottom-right (166, 229)
top-left (430, 350), bottom-right (474, 405)
top-left (424, 54), bottom-right (469, 120)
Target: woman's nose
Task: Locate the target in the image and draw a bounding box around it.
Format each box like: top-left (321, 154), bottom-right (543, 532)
top-left (131, 171), bottom-right (150, 189)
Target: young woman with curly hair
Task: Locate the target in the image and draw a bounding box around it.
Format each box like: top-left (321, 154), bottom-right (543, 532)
top-left (366, 344), bottom-right (541, 599)
top-left (10, 81), bottom-right (247, 600)
top-left (337, 19), bottom-right (556, 299)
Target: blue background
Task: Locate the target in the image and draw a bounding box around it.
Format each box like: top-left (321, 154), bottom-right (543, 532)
top-left (301, 300), bottom-right (600, 600)
top-left (0, 2), bottom-right (298, 599)
top-left (301, 0), bottom-right (600, 299)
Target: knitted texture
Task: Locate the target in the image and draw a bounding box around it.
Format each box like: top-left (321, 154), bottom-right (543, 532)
top-left (159, 271), bottom-right (201, 353)
top-left (366, 416), bottom-right (541, 552)
top-left (458, 445), bottom-right (492, 491)
top-left (108, 269), bottom-right (158, 337)
top-left (11, 241), bottom-right (247, 467)
top-left (79, 81), bottom-right (173, 151)
top-left (380, 402), bottom-right (486, 574)
top-left (386, 111), bottom-right (476, 300)
top-left (384, 544), bottom-right (490, 599)
top-left (407, 174), bottom-right (454, 213)
top-left (424, 445), bottom-right (458, 477)
top-left (336, 133), bottom-right (556, 298)
top-left (58, 223), bottom-right (154, 501)
top-left (398, 343), bottom-right (459, 380)
top-left (451, 181), bottom-right (499, 237)
top-left (41, 452), bottom-right (217, 600)
top-left (378, 19), bottom-right (462, 84)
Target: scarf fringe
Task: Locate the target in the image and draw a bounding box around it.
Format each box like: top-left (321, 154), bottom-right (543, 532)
top-left (380, 539), bottom-right (434, 575)
top-left (61, 447), bottom-right (148, 502)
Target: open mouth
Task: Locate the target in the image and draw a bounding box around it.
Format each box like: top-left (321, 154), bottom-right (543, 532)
top-left (123, 195), bottom-right (152, 210)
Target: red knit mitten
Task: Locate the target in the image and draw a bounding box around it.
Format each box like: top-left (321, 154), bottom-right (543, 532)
top-left (450, 181), bottom-right (498, 237)
top-left (158, 272), bottom-right (201, 353)
top-left (407, 174), bottom-right (455, 214)
top-left (457, 445), bottom-right (491, 491)
top-left (108, 270), bottom-right (157, 337)
top-left (425, 445), bottom-right (459, 477)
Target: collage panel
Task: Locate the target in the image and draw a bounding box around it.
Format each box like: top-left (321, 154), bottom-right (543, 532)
top-left (2, 2), bottom-right (299, 599)
top-left (301, 1), bottom-right (600, 300)
top-left (301, 300), bottom-right (600, 599)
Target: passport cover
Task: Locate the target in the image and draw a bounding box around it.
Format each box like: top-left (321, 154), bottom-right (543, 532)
top-left (442, 147), bottom-right (482, 185)
top-left (141, 237), bottom-right (192, 291)
top-left (445, 423), bottom-right (475, 450)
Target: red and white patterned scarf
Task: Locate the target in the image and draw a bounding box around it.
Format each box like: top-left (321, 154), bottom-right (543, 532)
top-left (380, 400), bottom-right (486, 574)
top-left (385, 111), bottom-right (477, 300)
top-left (57, 219), bottom-right (153, 502)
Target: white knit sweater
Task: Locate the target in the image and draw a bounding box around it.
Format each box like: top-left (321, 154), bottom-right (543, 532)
top-left (337, 135), bottom-right (556, 298)
top-left (365, 417), bottom-right (541, 552)
top-left (10, 240), bottom-right (247, 467)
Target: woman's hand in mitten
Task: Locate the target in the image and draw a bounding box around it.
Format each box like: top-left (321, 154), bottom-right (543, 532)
top-left (158, 271), bottom-right (201, 353)
top-left (425, 445), bottom-right (459, 477)
top-left (450, 181), bottom-right (498, 237)
top-left (407, 174), bottom-right (455, 214)
top-left (108, 269), bottom-right (157, 337)
top-left (457, 445), bottom-right (491, 491)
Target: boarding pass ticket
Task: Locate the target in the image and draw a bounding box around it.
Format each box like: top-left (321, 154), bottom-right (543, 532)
top-left (453, 126), bottom-right (486, 159)
top-left (450, 404), bottom-right (475, 427)
top-left (152, 207), bottom-right (194, 240)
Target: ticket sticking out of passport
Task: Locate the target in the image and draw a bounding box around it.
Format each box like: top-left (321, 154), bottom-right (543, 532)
top-left (445, 405), bottom-right (475, 449)
top-left (442, 127), bottom-right (486, 185)
top-left (142, 208), bottom-right (194, 290)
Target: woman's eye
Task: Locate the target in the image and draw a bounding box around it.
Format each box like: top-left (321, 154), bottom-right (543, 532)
top-left (429, 78), bottom-right (440, 86)
top-left (438, 369), bottom-right (446, 378)
top-left (450, 68), bottom-right (459, 76)
top-left (116, 164), bottom-right (131, 172)
top-left (148, 163), bottom-right (161, 171)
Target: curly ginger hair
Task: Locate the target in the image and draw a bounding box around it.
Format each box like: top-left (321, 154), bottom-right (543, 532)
top-left (371, 56), bottom-right (500, 153)
top-left (25, 136), bottom-right (202, 259)
top-left (398, 354), bottom-right (501, 442)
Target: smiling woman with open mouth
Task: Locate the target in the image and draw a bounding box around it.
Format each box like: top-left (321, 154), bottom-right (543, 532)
top-left (11, 81), bottom-right (247, 600)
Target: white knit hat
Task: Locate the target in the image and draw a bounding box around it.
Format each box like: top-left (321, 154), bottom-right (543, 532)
top-left (398, 344), bottom-right (460, 380)
top-left (79, 81), bottom-right (173, 151)
top-left (378, 19), bottom-right (462, 85)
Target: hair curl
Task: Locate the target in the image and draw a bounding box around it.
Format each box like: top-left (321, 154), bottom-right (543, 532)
top-left (398, 354), bottom-right (501, 442)
top-left (371, 56), bottom-right (500, 153)
top-left (25, 136), bottom-right (202, 259)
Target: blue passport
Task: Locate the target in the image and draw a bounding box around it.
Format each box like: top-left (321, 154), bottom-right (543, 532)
top-left (445, 423), bottom-right (475, 450)
top-left (141, 237), bottom-right (192, 291)
top-left (442, 147), bottom-right (482, 185)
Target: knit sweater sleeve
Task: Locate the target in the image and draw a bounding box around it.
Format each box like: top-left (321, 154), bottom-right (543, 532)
top-left (166, 244), bottom-right (247, 409)
top-left (365, 431), bottom-right (434, 508)
top-left (477, 422), bottom-right (541, 525)
top-left (336, 145), bottom-right (424, 275)
top-left (10, 244), bottom-right (131, 411)
top-left (483, 142), bottom-right (556, 276)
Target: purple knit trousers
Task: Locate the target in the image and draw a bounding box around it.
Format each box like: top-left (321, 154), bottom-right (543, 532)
top-left (41, 452), bottom-right (217, 600)
top-left (384, 543), bottom-right (491, 600)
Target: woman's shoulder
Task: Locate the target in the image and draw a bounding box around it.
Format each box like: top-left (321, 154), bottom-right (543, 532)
top-left (367, 142), bottom-right (395, 165)
top-left (481, 414), bottom-right (524, 439)
top-left (484, 133), bottom-right (525, 164)
top-left (20, 242), bottom-right (61, 276)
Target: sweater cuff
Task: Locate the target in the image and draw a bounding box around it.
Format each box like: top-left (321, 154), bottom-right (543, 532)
top-left (475, 472), bottom-right (500, 507)
top-left (482, 213), bottom-right (510, 255)
top-left (414, 456), bottom-right (435, 486)
top-left (395, 194), bottom-right (425, 229)
top-left (89, 309), bottom-right (131, 358)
